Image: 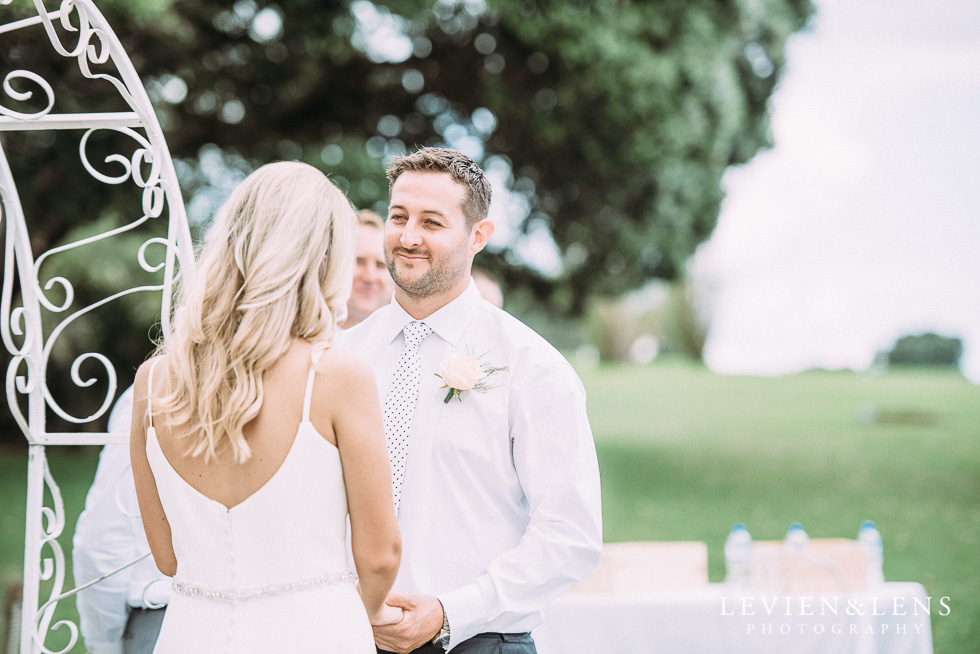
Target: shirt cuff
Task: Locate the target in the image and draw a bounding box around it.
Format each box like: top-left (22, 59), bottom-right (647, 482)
top-left (438, 581), bottom-right (488, 650)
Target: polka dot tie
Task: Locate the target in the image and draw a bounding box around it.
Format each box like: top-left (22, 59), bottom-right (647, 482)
top-left (382, 320), bottom-right (432, 514)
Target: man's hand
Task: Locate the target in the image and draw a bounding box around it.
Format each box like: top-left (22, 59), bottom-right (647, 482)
top-left (369, 603), bottom-right (405, 627)
top-left (372, 592), bottom-right (444, 654)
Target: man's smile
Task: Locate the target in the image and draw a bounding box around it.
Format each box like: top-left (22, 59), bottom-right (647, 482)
top-left (394, 248), bottom-right (429, 261)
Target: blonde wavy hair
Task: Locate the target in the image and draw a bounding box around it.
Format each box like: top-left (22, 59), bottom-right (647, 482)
top-left (155, 161), bottom-right (355, 463)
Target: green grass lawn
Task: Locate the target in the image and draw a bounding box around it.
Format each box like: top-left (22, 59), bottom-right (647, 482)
top-left (1, 361), bottom-right (977, 652)
top-left (585, 360), bottom-right (979, 653)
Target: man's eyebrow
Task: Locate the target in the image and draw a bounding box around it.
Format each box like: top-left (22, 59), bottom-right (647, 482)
top-left (388, 204), bottom-right (446, 217)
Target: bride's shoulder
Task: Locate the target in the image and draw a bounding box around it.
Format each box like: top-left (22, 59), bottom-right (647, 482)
top-left (136, 353), bottom-right (166, 372)
top-left (134, 354), bottom-right (168, 391)
top-left (310, 343), bottom-right (375, 390)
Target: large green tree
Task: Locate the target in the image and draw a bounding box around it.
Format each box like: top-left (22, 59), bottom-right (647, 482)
top-left (135, 0), bottom-right (812, 306)
top-left (0, 0), bottom-right (813, 438)
top-left (5, 0), bottom-right (814, 303)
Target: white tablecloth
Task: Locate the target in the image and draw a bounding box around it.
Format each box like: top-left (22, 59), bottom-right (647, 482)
top-left (534, 582), bottom-right (933, 654)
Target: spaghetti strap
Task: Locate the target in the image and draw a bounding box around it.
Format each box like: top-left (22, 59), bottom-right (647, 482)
top-left (302, 365), bottom-right (317, 423)
top-left (147, 358), bottom-right (162, 429)
top-left (304, 341), bottom-right (330, 423)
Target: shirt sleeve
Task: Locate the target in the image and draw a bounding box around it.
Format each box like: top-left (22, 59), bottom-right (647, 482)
top-left (438, 359), bottom-right (603, 648)
top-left (72, 389), bottom-right (138, 654)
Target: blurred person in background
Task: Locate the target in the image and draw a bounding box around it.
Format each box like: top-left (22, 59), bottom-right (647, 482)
top-left (73, 387), bottom-right (170, 654)
top-left (342, 210), bottom-right (395, 329)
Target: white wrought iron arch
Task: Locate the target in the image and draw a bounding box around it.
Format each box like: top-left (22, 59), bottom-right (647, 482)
top-left (0, 1), bottom-right (195, 652)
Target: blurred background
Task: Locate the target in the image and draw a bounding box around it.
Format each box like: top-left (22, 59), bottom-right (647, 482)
top-left (695, 0), bottom-right (980, 383)
top-left (0, 0), bottom-right (977, 651)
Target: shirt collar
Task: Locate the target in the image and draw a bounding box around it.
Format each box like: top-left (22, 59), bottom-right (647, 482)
top-left (379, 278), bottom-right (483, 348)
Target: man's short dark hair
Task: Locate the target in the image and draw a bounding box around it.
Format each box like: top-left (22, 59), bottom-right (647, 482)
top-left (386, 147), bottom-right (492, 230)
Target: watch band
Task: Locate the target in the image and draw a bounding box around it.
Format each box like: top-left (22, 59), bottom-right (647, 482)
top-left (432, 608), bottom-right (450, 649)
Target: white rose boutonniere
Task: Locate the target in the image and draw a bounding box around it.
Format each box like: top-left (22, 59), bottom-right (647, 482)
top-left (436, 351), bottom-right (507, 403)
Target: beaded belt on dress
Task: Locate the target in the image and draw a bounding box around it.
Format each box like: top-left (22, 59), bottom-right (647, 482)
top-left (172, 571), bottom-right (354, 602)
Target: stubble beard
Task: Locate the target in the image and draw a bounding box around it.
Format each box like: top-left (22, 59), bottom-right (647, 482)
top-left (386, 247), bottom-right (468, 299)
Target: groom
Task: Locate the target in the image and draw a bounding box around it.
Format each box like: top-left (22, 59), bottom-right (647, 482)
top-left (337, 147), bottom-right (602, 653)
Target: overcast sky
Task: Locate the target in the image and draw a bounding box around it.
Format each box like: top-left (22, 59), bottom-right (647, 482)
top-left (692, 0), bottom-right (980, 382)
top-left (361, 0), bottom-right (979, 381)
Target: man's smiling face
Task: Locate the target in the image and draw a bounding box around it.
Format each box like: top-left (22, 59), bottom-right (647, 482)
top-left (385, 171), bottom-right (473, 300)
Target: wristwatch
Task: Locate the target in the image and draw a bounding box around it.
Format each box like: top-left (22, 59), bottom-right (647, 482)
top-left (432, 607), bottom-right (450, 649)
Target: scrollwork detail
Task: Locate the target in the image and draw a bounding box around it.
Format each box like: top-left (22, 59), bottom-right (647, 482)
top-left (42, 341), bottom-right (118, 425)
top-left (32, 458), bottom-right (79, 654)
top-left (6, 354), bottom-right (32, 438)
top-left (40, 276), bottom-right (74, 313)
top-left (78, 127), bottom-right (156, 186)
top-left (138, 237), bottom-right (172, 274)
top-left (1, 2), bottom-right (195, 650)
top-left (24, 233), bottom-right (178, 425)
top-left (1, 184), bottom-right (38, 358)
top-left (34, 0), bottom-right (138, 109)
top-left (35, 0), bottom-right (93, 60)
top-left (0, 70), bottom-right (55, 120)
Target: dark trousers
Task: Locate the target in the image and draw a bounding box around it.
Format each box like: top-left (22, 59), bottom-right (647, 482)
top-left (121, 607), bottom-right (166, 654)
top-left (379, 632), bottom-right (535, 654)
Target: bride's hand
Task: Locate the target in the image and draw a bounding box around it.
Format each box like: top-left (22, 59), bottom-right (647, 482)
top-left (369, 603), bottom-right (404, 626)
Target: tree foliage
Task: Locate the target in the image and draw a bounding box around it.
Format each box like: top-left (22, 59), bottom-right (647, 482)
top-left (0, 0), bottom-right (813, 439)
top-left (4, 0), bottom-right (815, 303)
top-left (886, 332), bottom-right (964, 368)
top-left (132, 0), bottom-right (810, 303)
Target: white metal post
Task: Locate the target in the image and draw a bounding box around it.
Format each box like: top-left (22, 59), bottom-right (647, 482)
top-left (1, 1), bottom-right (195, 651)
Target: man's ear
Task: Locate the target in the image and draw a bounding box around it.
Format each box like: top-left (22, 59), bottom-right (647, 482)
top-left (469, 219), bottom-right (495, 256)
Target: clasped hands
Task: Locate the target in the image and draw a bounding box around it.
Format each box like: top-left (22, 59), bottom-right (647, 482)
top-left (370, 592), bottom-right (445, 654)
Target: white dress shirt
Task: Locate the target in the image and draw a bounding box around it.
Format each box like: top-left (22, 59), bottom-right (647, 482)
top-left (337, 280), bottom-right (602, 649)
top-left (73, 386), bottom-right (172, 654)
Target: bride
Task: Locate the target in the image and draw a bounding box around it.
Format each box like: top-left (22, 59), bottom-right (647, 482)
top-left (129, 161), bottom-right (401, 653)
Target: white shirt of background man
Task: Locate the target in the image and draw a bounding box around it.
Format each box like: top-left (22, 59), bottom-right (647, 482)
top-left (337, 280), bottom-right (603, 648)
top-left (73, 386), bottom-right (172, 654)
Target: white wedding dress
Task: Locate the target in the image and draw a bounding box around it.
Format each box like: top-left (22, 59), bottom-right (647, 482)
top-left (144, 365), bottom-right (375, 653)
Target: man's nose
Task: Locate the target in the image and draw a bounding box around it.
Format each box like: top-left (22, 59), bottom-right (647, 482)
top-left (399, 219), bottom-right (423, 248)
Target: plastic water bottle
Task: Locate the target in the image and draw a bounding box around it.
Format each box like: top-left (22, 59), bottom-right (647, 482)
top-left (858, 520), bottom-right (885, 586)
top-left (724, 523), bottom-right (753, 587)
top-left (784, 522), bottom-right (809, 553)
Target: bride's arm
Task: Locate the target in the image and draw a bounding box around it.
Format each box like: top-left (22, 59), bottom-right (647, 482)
top-left (129, 359), bottom-right (178, 577)
top-left (315, 349), bottom-right (401, 624)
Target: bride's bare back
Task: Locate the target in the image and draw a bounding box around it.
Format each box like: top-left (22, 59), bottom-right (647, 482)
top-left (148, 340), bottom-right (336, 510)
top-left (130, 337), bottom-right (401, 626)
